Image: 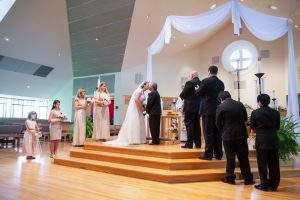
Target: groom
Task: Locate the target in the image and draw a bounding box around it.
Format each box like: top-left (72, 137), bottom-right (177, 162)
top-left (146, 82), bottom-right (162, 145)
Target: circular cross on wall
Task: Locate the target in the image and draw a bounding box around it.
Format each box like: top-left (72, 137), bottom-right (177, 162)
top-left (221, 40), bottom-right (258, 74)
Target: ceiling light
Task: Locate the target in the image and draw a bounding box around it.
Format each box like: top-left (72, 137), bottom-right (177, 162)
top-left (4, 37), bottom-right (9, 41)
top-left (95, 37), bottom-right (99, 41)
top-left (26, 85), bottom-right (30, 89)
top-left (295, 25), bottom-right (299, 28)
top-left (210, 4), bottom-right (216, 10)
top-left (146, 15), bottom-right (150, 19)
top-left (269, 5), bottom-right (278, 10)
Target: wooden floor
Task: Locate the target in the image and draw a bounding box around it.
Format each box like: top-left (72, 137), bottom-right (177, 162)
top-left (1, 142), bottom-right (300, 199)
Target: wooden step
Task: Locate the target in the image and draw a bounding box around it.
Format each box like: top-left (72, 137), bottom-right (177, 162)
top-left (70, 148), bottom-right (258, 170)
top-left (54, 155), bottom-right (300, 183)
top-left (83, 142), bottom-right (256, 159)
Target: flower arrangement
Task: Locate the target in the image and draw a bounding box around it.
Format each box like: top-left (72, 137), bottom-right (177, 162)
top-left (86, 97), bottom-right (93, 105)
top-left (57, 112), bottom-right (67, 120)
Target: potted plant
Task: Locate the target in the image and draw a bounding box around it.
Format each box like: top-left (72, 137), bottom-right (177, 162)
top-left (277, 117), bottom-right (300, 162)
top-left (250, 116), bottom-right (300, 165)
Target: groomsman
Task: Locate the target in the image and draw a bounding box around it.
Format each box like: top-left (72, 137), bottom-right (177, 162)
top-left (216, 91), bottom-right (254, 185)
top-left (146, 82), bottom-right (162, 145)
top-left (180, 71), bottom-right (202, 149)
top-left (251, 94), bottom-right (281, 191)
top-left (197, 65), bottom-right (224, 160)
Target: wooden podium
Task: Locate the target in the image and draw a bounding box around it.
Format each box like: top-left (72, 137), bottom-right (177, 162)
top-left (160, 110), bottom-right (181, 144)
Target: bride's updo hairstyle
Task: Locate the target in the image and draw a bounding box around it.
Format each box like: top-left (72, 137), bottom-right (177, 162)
top-left (140, 81), bottom-right (148, 89)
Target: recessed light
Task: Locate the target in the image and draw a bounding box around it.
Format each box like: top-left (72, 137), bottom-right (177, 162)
top-left (210, 4), bottom-right (216, 10)
top-left (95, 37), bottom-right (99, 41)
top-left (269, 5), bottom-right (278, 10)
top-left (146, 15), bottom-right (150, 19)
top-left (4, 37), bottom-right (9, 41)
top-left (26, 85), bottom-right (30, 89)
top-left (295, 25), bottom-right (299, 28)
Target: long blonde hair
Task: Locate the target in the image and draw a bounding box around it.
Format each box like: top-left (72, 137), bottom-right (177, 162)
top-left (76, 87), bottom-right (86, 98)
top-left (99, 82), bottom-right (109, 94)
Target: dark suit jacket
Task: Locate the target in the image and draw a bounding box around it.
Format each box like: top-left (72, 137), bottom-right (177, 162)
top-left (146, 90), bottom-right (162, 116)
top-left (216, 98), bottom-right (248, 141)
top-left (250, 106), bottom-right (280, 149)
top-left (197, 76), bottom-right (224, 116)
top-left (179, 77), bottom-right (201, 113)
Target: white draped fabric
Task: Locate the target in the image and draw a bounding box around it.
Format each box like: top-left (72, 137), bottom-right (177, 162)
top-left (147, 0), bottom-right (299, 127)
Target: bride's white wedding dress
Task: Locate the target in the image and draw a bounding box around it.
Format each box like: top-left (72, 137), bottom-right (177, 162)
top-left (106, 84), bottom-right (146, 146)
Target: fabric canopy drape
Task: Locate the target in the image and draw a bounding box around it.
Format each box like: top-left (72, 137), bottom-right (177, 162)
top-left (147, 0), bottom-right (299, 128)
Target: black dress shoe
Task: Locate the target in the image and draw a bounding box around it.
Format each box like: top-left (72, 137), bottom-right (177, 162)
top-left (244, 180), bottom-right (255, 185)
top-left (269, 186), bottom-right (277, 191)
top-left (181, 145), bottom-right (193, 149)
top-left (254, 184), bottom-right (268, 191)
top-left (221, 178), bottom-right (235, 185)
top-left (199, 156), bottom-right (212, 160)
top-left (149, 142), bottom-right (159, 145)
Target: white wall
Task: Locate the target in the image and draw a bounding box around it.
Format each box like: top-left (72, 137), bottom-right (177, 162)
top-left (51, 79), bottom-right (73, 122)
top-left (120, 24), bottom-right (299, 121)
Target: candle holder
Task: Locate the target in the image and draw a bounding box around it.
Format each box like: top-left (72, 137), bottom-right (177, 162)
top-left (255, 73), bottom-right (265, 94)
top-left (272, 98), bottom-right (277, 110)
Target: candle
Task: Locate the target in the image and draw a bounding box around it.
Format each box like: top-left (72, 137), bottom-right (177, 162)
top-left (257, 57), bottom-right (262, 73)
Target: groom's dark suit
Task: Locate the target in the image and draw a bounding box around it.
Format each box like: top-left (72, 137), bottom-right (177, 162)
top-left (146, 90), bottom-right (162, 144)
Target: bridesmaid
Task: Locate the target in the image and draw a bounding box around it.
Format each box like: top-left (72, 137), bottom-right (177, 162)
top-left (92, 82), bottom-right (111, 141)
top-left (23, 111), bottom-right (42, 159)
top-left (48, 100), bottom-right (67, 158)
top-left (73, 88), bottom-right (88, 147)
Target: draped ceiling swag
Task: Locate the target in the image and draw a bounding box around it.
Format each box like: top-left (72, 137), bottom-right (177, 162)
top-left (147, 0), bottom-right (299, 125)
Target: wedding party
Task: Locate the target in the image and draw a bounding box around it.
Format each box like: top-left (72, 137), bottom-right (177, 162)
top-left (1, 0), bottom-right (300, 199)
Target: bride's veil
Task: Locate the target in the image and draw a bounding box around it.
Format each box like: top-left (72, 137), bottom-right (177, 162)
top-left (107, 81), bottom-right (147, 145)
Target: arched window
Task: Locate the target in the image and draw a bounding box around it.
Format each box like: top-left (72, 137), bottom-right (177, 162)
top-left (222, 40), bottom-right (258, 74)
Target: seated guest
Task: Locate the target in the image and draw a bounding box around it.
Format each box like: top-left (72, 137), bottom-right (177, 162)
top-left (251, 94), bottom-right (281, 191)
top-left (216, 91), bottom-right (254, 185)
top-left (23, 111), bottom-right (42, 159)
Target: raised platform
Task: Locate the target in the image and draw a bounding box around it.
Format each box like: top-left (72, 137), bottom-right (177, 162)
top-left (54, 141), bottom-right (300, 183)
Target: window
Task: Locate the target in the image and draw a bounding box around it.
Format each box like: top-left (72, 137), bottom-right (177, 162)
top-left (222, 40), bottom-right (258, 74)
top-left (0, 95), bottom-right (49, 119)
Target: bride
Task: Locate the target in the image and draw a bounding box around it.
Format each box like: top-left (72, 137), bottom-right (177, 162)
top-left (106, 82), bottom-right (149, 145)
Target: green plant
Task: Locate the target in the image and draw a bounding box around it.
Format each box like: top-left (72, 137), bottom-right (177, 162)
top-left (69, 116), bottom-right (93, 139)
top-left (277, 117), bottom-right (300, 161)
